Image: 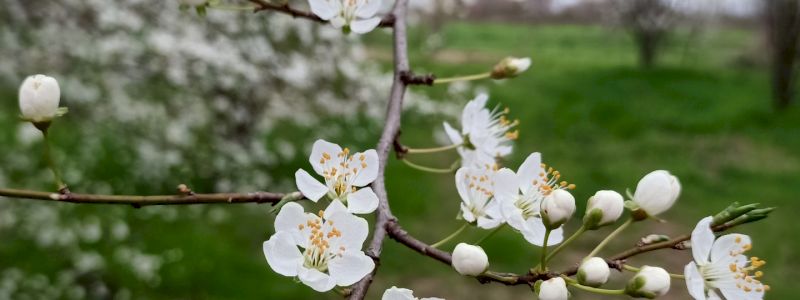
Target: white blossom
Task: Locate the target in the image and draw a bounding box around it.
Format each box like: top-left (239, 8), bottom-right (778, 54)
top-left (262, 202), bottom-right (374, 292)
top-left (495, 152), bottom-right (573, 246)
top-left (626, 265), bottom-right (671, 298)
top-left (443, 93), bottom-right (518, 167)
top-left (308, 0), bottom-right (383, 34)
top-left (451, 243), bottom-right (488, 276)
top-left (684, 217), bottom-right (767, 300)
top-left (295, 139), bottom-right (379, 214)
top-left (584, 190), bottom-right (624, 229)
top-left (490, 57), bottom-right (531, 79)
top-left (577, 257), bottom-right (610, 287)
top-left (455, 165), bottom-right (515, 229)
top-left (632, 170), bottom-right (681, 217)
top-left (382, 286), bottom-right (444, 300)
top-left (541, 189), bottom-right (576, 229)
top-left (538, 277), bottom-right (569, 300)
top-left (18, 74), bottom-right (65, 123)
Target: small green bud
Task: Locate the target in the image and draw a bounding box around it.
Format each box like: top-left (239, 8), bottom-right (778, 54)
top-left (712, 202), bottom-right (760, 226)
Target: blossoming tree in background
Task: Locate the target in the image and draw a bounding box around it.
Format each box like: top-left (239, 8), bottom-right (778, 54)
top-left (2, 0), bottom-right (775, 299)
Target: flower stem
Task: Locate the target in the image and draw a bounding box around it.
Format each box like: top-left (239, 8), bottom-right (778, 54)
top-left (545, 225), bottom-right (587, 263)
top-left (401, 158), bottom-right (458, 173)
top-left (433, 72), bottom-right (491, 84)
top-left (474, 223), bottom-right (505, 245)
top-left (565, 279), bottom-right (625, 295)
top-left (431, 222), bottom-right (469, 249)
top-left (586, 217), bottom-right (633, 258)
top-left (622, 264), bottom-right (685, 279)
top-left (538, 228), bottom-right (552, 272)
top-left (41, 130), bottom-right (66, 191)
top-left (405, 143), bottom-right (461, 154)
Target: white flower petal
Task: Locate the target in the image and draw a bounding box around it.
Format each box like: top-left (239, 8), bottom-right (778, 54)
top-left (263, 231), bottom-right (302, 277)
top-left (330, 16), bottom-right (347, 29)
top-left (295, 169), bottom-right (329, 202)
top-left (460, 203), bottom-right (476, 223)
top-left (516, 152), bottom-right (542, 195)
top-left (493, 168), bottom-right (518, 201)
top-left (274, 202), bottom-right (313, 247)
top-left (310, 139), bottom-right (342, 175)
top-left (326, 211), bottom-right (369, 250)
top-left (691, 216), bottom-right (714, 265)
top-left (350, 17), bottom-right (381, 34)
top-left (521, 219), bottom-right (563, 246)
top-left (443, 121), bottom-right (464, 145)
top-left (346, 187), bottom-right (379, 214)
top-left (710, 233), bottom-right (751, 264)
top-left (328, 250), bottom-right (375, 286)
top-left (323, 199), bottom-right (349, 219)
top-left (307, 0), bottom-right (338, 20)
top-left (298, 267), bottom-right (337, 292)
top-left (455, 168), bottom-right (471, 206)
top-left (382, 287), bottom-right (415, 300)
top-left (707, 290), bottom-right (723, 300)
top-left (355, 0), bottom-right (381, 18)
top-left (351, 149), bottom-right (379, 186)
top-left (684, 262), bottom-right (706, 300)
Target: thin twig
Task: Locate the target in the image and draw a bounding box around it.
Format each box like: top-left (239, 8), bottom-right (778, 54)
top-left (0, 188), bottom-right (298, 207)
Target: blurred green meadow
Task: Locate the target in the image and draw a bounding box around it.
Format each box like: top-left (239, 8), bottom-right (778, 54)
top-left (2, 22), bottom-right (799, 299)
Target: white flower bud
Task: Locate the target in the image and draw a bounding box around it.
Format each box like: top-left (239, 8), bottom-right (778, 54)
top-left (18, 74), bottom-right (61, 123)
top-left (633, 170), bottom-right (681, 217)
top-left (577, 257), bottom-right (610, 287)
top-left (584, 190), bottom-right (624, 229)
top-left (541, 189), bottom-right (576, 229)
top-left (451, 243), bottom-right (488, 276)
top-left (625, 266), bottom-right (671, 298)
top-left (490, 57), bottom-right (531, 79)
top-left (538, 277), bottom-right (569, 300)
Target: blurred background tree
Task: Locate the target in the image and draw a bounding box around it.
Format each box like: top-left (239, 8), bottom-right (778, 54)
top-left (764, 0), bottom-right (800, 110)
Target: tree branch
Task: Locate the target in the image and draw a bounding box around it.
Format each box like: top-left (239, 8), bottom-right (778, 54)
top-left (247, 0), bottom-right (395, 27)
top-left (347, 0), bottom-right (408, 299)
top-left (0, 187), bottom-right (297, 207)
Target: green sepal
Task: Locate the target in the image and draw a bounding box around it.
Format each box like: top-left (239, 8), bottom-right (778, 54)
top-left (583, 208), bottom-right (604, 230)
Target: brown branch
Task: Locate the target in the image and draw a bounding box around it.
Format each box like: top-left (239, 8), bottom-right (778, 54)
top-left (247, 0), bottom-right (395, 27)
top-left (347, 0), bottom-right (409, 299)
top-left (400, 71), bottom-right (436, 86)
top-left (0, 187), bottom-right (298, 207)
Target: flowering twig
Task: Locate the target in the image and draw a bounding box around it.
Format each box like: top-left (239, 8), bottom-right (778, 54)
top-left (247, 0), bottom-right (395, 27)
top-left (0, 188), bottom-right (298, 207)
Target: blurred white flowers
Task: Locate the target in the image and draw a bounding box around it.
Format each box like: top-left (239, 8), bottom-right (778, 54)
top-left (684, 216), bottom-right (767, 300)
top-left (455, 165), bottom-right (515, 229)
top-left (625, 265), bottom-right (671, 298)
top-left (295, 139), bottom-right (379, 214)
top-left (583, 190), bottom-right (624, 229)
top-left (263, 202), bottom-right (374, 292)
top-left (577, 257), bottom-right (610, 287)
top-left (495, 152), bottom-right (573, 246)
top-left (632, 170), bottom-right (681, 217)
top-left (308, 0), bottom-right (383, 34)
top-left (382, 286), bottom-right (444, 300)
top-left (18, 74), bottom-right (66, 123)
top-left (538, 277), bottom-right (569, 300)
top-left (443, 93), bottom-right (518, 167)
top-left (451, 243), bottom-right (489, 276)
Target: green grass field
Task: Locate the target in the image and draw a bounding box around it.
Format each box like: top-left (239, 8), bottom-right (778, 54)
top-left (2, 22), bottom-right (799, 299)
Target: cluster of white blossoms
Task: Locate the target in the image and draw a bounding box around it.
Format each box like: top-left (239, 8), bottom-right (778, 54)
top-left (309, 0), bottom-right (383, 34)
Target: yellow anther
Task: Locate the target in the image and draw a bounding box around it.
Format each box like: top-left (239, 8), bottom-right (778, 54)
top-left (764, 285), bottom-right (771, 291)
top-left (568, 184), bottom-right (576, 190)
top-left (735, 236), bottom-right (742, 243)
top-left (755, 271), bottom-right (763, 278)
top-left (730, 263), bottom-right (738, 272)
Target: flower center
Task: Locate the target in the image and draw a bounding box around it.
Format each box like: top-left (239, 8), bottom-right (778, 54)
top-left (533, 163), bottom-right (575, 196)
top-left (298, 210), bottom-right (345, 272)
top-left (702, 237), bottom-right (769, 295)
top-left (320, 148), bottom-right (369, 201)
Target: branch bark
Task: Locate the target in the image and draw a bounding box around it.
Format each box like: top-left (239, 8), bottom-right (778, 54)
top-left (347, 1), bottom-right (409, 299)
top-left (0, 188), bottom-right (296, 207)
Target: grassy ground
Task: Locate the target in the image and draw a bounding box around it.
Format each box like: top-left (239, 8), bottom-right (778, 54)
top-left (2, 22), bottom-right (799, 299)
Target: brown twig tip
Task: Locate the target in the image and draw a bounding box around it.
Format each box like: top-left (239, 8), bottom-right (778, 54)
top-left (177, 184), bottom-right (194, 195)
top-left (392, 131), bottom-right (408, 159)
top-left (400, 71), bottom-right (436, 86)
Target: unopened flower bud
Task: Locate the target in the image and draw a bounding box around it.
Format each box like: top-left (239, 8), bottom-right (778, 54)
top-left (632, 170), bottom-right (680, 218)
top-left (625, 266), bottom-right (670, 299)
top-left (490, 57), bottom-right (531, 79)
top-left (537, 277), bottom-right (568, 300)
top-left (18, 74), bottom-right (65, 125)
top-left (541, 189), bottom-right (576, 229)
top-left (451, 243), bottom-right (488, 276)
top-left (583, 190), bottom-right (624, 229)
top-left (577, 257), bottom-right (609, 287)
